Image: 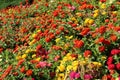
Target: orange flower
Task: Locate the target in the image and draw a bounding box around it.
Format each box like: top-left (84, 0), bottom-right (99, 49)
top-left (0, 65), bottom-right (12, 79)
top-left (110, 34), bottom-right (117, 42)
top-left (26, 69), bottom-right (33, 76)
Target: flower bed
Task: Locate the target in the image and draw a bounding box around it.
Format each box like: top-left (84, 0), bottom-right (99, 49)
top-left (0, 0), bottom-right (120, 80)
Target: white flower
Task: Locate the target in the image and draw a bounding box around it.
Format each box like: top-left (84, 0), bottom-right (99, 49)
top-left (0, 59), bottom-right (2, 62)
top-left (108, 0), bottom-right (116, 4)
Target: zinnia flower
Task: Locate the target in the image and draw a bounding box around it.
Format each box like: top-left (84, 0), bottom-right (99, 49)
top-left (84, 74), bottom-right (93, 80)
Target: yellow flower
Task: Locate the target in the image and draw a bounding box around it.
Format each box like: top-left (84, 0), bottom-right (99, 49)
top-left (112, 11), bottom-right (117, 15)
top-left (101, 3), bottom-right (106, 9)
top-left (80, 61), bottom-right (87, 65)
top-left (67, 65), bottom-right (73, 71)
top-left (32, 33), bottom-right (37, 38)
top-left (93, 13), bottom-right (98, 18)
top-left (16, 56), bottom-right (21, 60)
top-left (55, 38), bottom-right (61, 43)
top-left (101, 56), bottom-right (106, 60)
top-left (57, 73), bottom-right (65, 80)
top-left (32, 54), bottom-right (36, 58)
top-left (65, 36), bottom-right (69, 39)
top-left (25, 49), bottom-right (31, 54)
top-left (101, 11), bottom-right (106, 15)
top-left (78, 55), bottom-right (82, 58)
top-left (35, 57), bottom-right (41, 61)
top-left (58, 65), bottom-right (65, 72)
top-left (92, 62), bottom-right (98, 65)
top-left (71, 17), bottom-right (76, 21)
top-left (69, 35), bottom-right (73, 39)
top-left (84, 18), bottom-right (90, 24)
top-left (72, 61), bottom-right (79, 66)
top-left (66, 53), bottom-right (71, 57)
top-left (88, 19), bottom-right (94, 25)
top-left (29, 39), bottom-right (36, 45)
top-left (93, 9), bottom-right (99, 13)
top-left (98, 63), bottom-right (102, 67)
top-left (63, 57), bottom-right (68, 62)
top-left (22, 54), bottom-right (27, 59)
top-left (73, 66), bottom-right (78, 71)
top-left (37, 30), bottom-right (41, 32)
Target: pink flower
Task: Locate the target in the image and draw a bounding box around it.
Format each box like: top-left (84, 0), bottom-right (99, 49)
top-left (68, 6), bottom-right (76, 11)
top-left (39, 61), bottom-right (47, 68)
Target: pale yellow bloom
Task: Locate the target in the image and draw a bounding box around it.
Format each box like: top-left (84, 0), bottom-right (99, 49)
top-left (55, 38), bottom-right (61, 43)
top-left (101, 11), bottom-right (107, 15)
top-left (32, 54), bottom-right (36, 58)
top-left (69, 35), bottom-right (73, 39)
top-left (80, 61), bottom-right (87, 65)
top-left (101, 56), bottom-right (106, 60)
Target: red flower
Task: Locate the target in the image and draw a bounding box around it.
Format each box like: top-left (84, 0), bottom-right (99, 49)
top-left (53, 10), bottom-right (59, 17)
top-left (20, 66), bottom-right (25, 73)
top-left (26, 69), bottom-right (33, 76)
top-left (71, 23), bottom-right (77, 27)
top-left (100, 0), bottom-right (106, 3)
top-left (98, 26), bottom-right (106, 34)
top-left (36, 44), bottom-right (42, 51)
top-left (84, 50), bottom-right (92, 57)
top-left (116, 63), bottom-right (120, 70)
top-left (108, 64), bottom-right (115, 70)
top-left (103, 40), bottom-right (110, 45)
top-left (107, 57), bottom-right (113, 65)
top-left (99, 46), bottom-right (105, 52)
top-left (74, 39), bottom-right (84, 48)
top-left (45, 37), bottom-right (51, 42)
top-left (111, 49), bottom-right (120, 55)
top-left (80, 28), bottom-right (90, 36)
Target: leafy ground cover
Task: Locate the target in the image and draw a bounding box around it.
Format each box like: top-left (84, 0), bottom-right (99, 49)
top-left (0, 0), bottom-right (120, 80)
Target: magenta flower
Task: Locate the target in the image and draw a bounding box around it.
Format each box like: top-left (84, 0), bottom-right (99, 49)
top-left (69, 71), bottom-right (76, 80)
top-left (69, 71), bottom-right (80, 80)
top-left (75, 73), bottom-right (80, 79)
top-left (32, 78), bottom-right (35, 80)
top-left (84, 74), bottom-right (93, 80)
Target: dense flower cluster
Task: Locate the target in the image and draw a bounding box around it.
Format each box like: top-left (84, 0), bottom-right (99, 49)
top-left (0, 0), bottom-right (120, 80)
